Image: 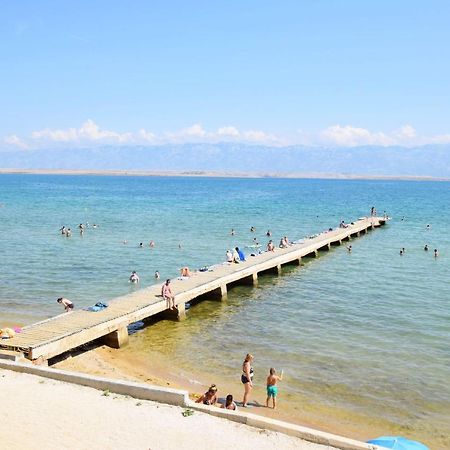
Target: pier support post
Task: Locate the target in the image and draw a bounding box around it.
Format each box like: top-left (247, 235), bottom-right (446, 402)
top-left (210, 284), bottom-right (227, 301)
top-left (297, 257), bottom-right (302, 265)
top-left (176, 302), bottom-right (186, 321)
top-left (220, 284), bottom-right (227, 300)
top-left (314, 250), bottom-right (319, 257)
top-left (103, 325), bottom-right (129, 349)
top-left (276, 264), bottom-right (282, 274)
top-left (252, 272), bottom-right (258, 285)
top-left (161, 302), bottom-right (186, 321)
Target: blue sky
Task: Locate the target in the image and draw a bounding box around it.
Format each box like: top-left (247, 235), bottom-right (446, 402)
top-left (2, 1), bottom-right (450, 149)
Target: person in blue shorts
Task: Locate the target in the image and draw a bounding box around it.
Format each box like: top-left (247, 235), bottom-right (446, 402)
top-left (266, 367), bottom-right (283, 409)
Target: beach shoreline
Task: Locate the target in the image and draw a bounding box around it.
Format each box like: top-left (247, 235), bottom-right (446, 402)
top-left (51, 340), bottom-right (412, 446)
top-left (0, 167), bottom-right (449, 181)
top-left (0, 367), bottom-right (336, 450)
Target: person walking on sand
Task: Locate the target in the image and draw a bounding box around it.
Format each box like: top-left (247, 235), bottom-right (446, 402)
top-left (162, 279), bottom-right (175, 309)
top-left (241, 353), bottom-right (254, 407)
top-left (57, 297), bottom-right (74, 312)
top-left (266, 368), bottom-right (283, 409)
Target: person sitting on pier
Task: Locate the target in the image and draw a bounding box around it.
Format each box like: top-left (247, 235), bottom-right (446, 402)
top-left (162, 279), bottom-right (175, 309)
top-left (196, 384), bottom-right (218, 406)
top-left (57, 297), bottom-right (74, 312)
top-left (0, 327), bottom-right (16, 339)
top-left (180, 267), bottom-right (192, 277)
top-left (129, 271), bottom-right (140, 283)
top-left (232, 248), bottom-right (240, 263)
top-left (226, 249), bottom-right (233, 263)
top-left (267, 240), bottom-right (275, 252)
top-left (236, 247), bottom-right (246, 262)
top-left (279, 237), bottom-right (287, 248)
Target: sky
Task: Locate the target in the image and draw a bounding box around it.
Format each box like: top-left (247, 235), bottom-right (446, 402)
top-left (1, 1), bottom-right (450, 150)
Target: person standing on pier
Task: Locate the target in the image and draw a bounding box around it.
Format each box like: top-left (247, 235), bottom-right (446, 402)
top-left (162, 279), bottom-right (175, 310)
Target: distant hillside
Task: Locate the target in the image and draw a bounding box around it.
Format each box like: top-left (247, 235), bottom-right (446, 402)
top-left (1, 143), bottom-right (449, 178)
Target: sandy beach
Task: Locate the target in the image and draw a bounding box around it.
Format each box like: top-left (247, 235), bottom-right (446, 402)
top-left (0, 368), bottom-right (335, 450)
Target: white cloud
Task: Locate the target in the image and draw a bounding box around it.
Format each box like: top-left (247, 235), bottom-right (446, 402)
top-left (4, 134), bottom-right (28, 149)
top-left (217, 126), bottom-right (240, 137)
top-left (5, 120), bottom-right (450, 149)
top-left (31, 119), bottom-right (133, 144)
top-left (320, 125), bottom-right (395, 147)
top-left (137, 129), bottom-right (157, 143)
top-left (396, 125), bottom-right (417, 139)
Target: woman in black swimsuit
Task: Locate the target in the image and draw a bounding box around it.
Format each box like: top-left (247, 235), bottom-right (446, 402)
top-left (241, 353), bottom-right (254, 407)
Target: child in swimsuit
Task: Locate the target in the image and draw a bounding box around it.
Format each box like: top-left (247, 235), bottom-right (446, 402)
top-left (266, 367), bottom-right (283, 409)
top-left (223, 394), bottom-right (237, 411)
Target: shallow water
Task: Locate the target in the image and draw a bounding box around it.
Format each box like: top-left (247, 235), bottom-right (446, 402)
top-left (0, 175), bottom-right (449, 448)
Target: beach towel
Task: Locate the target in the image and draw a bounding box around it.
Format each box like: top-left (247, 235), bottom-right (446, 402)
top-left (86, 301), bottom-right (109, 312)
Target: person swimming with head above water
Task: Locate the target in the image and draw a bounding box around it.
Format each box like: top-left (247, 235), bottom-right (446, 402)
top-left (129, 271), bottom-right (140, 283)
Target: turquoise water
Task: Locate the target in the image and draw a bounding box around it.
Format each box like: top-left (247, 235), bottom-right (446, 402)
top-left (1, 175), bottom-right (449, 447)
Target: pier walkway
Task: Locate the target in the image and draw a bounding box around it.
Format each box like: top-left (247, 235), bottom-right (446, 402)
top-left (0, 217), bottom-right (387, 362)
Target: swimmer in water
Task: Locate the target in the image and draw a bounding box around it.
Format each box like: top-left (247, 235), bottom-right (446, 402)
top-left (66, 228), bottom-right (72, 237)
top-left (347, 245), bottom-right (352, 253)
top-left (231, 229), bottom-right (235, 236)
top-left (250, 226), bottom-right (255, 232)
top-left (139, 242), bottom-right (143, 248)
top-left (424, 244), bottom-right (429, 251)
top-left (434, 249), bottom-right (439, 257)
top-left (154, 271), bottom-right (160, 279)
top-left (266, 230), bottom-right (272, 237)
top-left (129, 271), bottom-right (140, 283)
top-left (149, 240), bottom-right (155, 247)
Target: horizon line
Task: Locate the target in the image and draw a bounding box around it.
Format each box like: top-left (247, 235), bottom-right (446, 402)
top-left (1, 168), bottom-right (449, 182)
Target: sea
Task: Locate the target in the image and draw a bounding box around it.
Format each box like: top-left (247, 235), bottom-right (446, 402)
top-left (0, 174), bottom-right (449, 448)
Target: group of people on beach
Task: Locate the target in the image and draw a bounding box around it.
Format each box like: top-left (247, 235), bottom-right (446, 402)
top-left (196, 353), bottom-right (283, 410)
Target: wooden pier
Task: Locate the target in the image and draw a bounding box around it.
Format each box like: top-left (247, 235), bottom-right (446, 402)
top-left (0, 217), bottom-right (387, 362)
